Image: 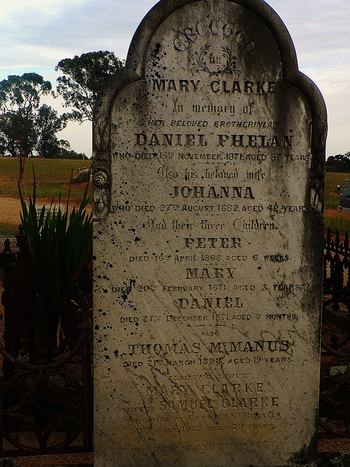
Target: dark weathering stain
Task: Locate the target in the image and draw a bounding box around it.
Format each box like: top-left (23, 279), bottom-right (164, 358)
top-left (150, 42), bottom-right (167, 79)
top-left (288, 431), bottom-right (317, 465)
top-left (151, 42), bottom-right (161, 62)
top-left (121, 278), bottom-right (136, 301)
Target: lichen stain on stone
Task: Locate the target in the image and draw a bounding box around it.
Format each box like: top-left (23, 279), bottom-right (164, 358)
top-left (151, 42), bottom-right (162, 64)
top-left (121, 278), bottom-right (136, 301)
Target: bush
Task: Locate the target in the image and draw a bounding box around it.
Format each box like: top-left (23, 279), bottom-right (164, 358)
top-left (332, 451), bottom-right (350, 466)
top-left (0, 459), bottom-right (18, 467)
top-left (18, 166), bottom-right (92, 296)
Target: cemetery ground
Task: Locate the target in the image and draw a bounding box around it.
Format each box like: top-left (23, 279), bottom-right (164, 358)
top-left (0, 159), bottom-right (350, 466)
top-left (0, 158), bottom-right (92, 235)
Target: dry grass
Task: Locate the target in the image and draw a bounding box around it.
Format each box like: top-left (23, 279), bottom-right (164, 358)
top-left (324, 172), bottom-right (350, 232)
top-left (0, 157), bottom-right (92, 235)
top-left (0, 157), bottom-right (91, 202)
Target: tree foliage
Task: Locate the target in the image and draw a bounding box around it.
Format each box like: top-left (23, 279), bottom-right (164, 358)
top-left (0, 112), bottom-right (36, 157)
top-left (35, 104), bottom-right (67, 158)
top-left (0, 73), bottom-right (67, 157)
top-left (326, 153), bottom-right (350, 173)
top-left (0, 53), bottom-right (125, 157)
top-left (0, 73), bottom-right (51, 117)
top-left (55, 51), bottom-right (124, 122)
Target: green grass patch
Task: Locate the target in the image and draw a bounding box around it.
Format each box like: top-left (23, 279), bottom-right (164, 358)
top-left (325, 211), bottom-right (350, 233)
top-left (0, 157), bottom-right (91, 201)
top-left (0, 222), bottom-right (18, 236)
top-left (324, 172), bottom-right (350, 209)
top-left (324, 172), bottom-right (350, 233)
top-left (0, 157), bottom-right (92, 235)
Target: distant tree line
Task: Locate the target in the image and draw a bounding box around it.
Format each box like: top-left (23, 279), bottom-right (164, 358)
top-left (326, 153), bottom-right (350, 172)
top-left (0, 51), bottom-right (124, 158)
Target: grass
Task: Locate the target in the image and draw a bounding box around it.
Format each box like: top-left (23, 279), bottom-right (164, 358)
top-left (325, 210), bottom-right (350, 233)
top-left (0, 157), bottom-right (92, 236)
top-left (324, 172), bottom-right (350, 233)
top-left (0, 157), bottom-right (91, 201)
top-left (0, 222), bottom-right (18, 236)
top-left (325, 172), bottom-right (350, 209)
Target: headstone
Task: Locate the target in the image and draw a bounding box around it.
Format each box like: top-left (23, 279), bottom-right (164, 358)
top-left (71, 168), bottom-right (91, 184)
top-left (340, 179), bottom-right (350, 209)
top-left (35, 204), bottom-right (66, 221)
top-left (92, 0), bottom-right (326, 466)
top-left (342, 180), bottom-right (350, 194)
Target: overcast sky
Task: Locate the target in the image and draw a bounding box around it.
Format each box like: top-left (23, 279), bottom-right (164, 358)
top-left (0, 0), bottom-right (349, 158)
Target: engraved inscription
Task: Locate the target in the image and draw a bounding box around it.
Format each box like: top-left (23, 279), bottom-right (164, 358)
top-left (93, 1), bottom-right (325, 465)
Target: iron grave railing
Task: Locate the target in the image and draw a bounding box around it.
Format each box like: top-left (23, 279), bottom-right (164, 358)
top-left (320, 229), bottom-right (350, 439)
top-left (0, 232), bottom-right (93, 457)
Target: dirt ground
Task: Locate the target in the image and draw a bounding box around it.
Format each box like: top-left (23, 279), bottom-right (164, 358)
top-left (0, 196), bottom-right (22, 227)
top-left (0, 196), bottom-right (92, 233)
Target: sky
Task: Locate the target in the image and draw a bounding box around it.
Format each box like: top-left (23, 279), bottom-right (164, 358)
top-left (0, 0), bottom-right (349, 158)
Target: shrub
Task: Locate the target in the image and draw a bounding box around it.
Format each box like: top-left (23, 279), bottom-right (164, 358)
top-left (0, 459), bottom-right (18, 467)
top-left (18, 165), bottom-right (92, 297)
top-left (332, 451), bottom-right (350, 466)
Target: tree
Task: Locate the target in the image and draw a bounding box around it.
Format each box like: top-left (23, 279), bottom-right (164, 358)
top-left (0, 111), bottom-right (36, 157)
top-left (0, 73), bottom-right (52, 156)
top-left (326, 153), bottom-right (350, 172)
top-left (55, 51), bottom-right (124, 122)
top-left (0, 73), bottom-right (51, 117)
top-left (35, 104), bottom-right (67, 158)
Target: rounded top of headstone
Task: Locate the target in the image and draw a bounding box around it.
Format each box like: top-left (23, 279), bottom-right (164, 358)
top-left (94, 0), bottom-right (326, 157)
top-left (127, 0), bottom-right (298, 80)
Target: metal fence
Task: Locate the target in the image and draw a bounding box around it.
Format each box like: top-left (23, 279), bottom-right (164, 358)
top-left (0, 232), bottom-right (93, 457)
top-left (320, 229), bottom-right (350, 439)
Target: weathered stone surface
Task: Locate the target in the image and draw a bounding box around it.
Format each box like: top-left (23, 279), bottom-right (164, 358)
top-left (93, 0), bottom-right (326, 466)
top-left (342, 179), bottom-right (350, 196)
